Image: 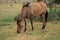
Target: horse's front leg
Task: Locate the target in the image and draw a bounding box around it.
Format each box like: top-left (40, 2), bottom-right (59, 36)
top-left (30, 18), bottom-right (33, 31)
top-left (24, 19), bottom-right (27, 32)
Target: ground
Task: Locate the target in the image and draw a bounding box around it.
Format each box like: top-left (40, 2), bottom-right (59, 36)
top-left (0, 22), bottom-right (60, 40)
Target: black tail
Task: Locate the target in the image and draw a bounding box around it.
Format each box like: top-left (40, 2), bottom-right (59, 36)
top-left (45, 11), bottom-right (48, 22)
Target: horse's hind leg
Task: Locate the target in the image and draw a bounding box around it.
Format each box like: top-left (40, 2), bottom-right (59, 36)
top-left (41, 11), bottom-right (48, 30)
top-left (30, 18), bottom-right (33, 31)
top-left (41, 14), bottom-right (46, 30)
top-left (24, 19), bottom-right (27, 32)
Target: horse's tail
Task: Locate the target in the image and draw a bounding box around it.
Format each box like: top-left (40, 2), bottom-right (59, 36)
top-left (45, 11), bottom-right (48, 22)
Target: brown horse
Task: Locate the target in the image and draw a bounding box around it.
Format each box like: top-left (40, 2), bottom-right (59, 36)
top-left (17, 2), bottom-right (48, 33)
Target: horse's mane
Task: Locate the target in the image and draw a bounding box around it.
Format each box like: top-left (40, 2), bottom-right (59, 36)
top-left (23, 3), bottom-right (30, 8)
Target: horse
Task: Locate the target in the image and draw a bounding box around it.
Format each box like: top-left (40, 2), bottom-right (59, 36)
top-left (17, 2), bottom-right (48, 33)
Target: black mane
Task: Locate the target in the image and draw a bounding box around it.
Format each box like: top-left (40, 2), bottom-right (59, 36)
top-left (23, 3), bottom-right (30, 8)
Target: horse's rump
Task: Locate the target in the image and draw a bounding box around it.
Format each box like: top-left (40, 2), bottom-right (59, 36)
top-left (29, 2), bottom-right (47, 15)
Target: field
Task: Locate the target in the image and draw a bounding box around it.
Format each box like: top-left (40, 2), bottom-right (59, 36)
top-left (0, 4), bottom-right (60, 40)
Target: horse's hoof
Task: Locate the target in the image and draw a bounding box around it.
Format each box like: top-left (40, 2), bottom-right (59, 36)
top-left (17, 31), bottom-right (20, 33)
top-left (32, 29), bottom-right (34, 31)
top-left (24, 30), bottom-right (26, 32)
top-left (41, 28), bottom-right (45, 31)
top-left (42, 26), bottom-right (45, 30)
top-left (24, 29), bottom-right (26, 32)
top-left (24, 30), bottom-right (27, 32)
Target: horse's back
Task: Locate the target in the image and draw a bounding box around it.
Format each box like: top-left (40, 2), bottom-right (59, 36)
top-left (28, 2), bottom-right (47, 16)
top-left (21, 2), bottom-right (48, 18)
top-left (30, 2), bottom-right (47, 11)
top-left (30, 2), bottom-right (47, 10)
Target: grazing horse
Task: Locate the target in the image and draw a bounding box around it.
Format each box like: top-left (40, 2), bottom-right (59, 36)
top-left (17, 2), bottom-right (48, 33)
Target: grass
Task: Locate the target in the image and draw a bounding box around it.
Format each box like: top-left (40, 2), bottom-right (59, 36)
top-left (0, 4), bottom-right (22, 22)
top-left (0, 4), bottom-right (60, 40)
top-left (0, 22), bottom-right (60, 40)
